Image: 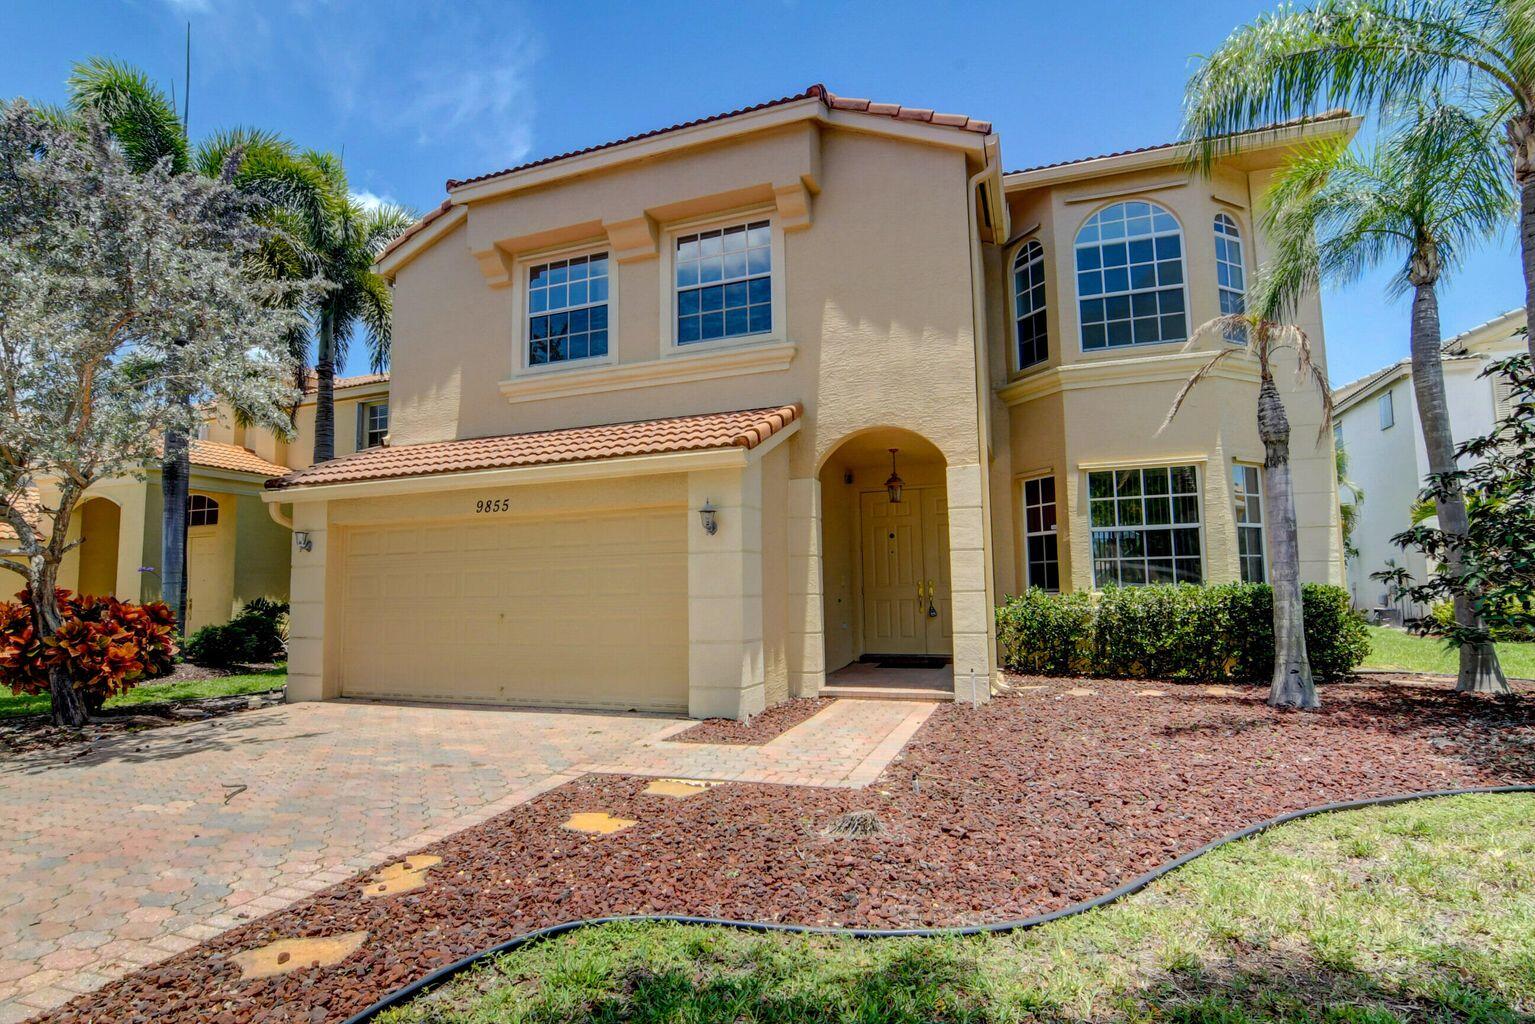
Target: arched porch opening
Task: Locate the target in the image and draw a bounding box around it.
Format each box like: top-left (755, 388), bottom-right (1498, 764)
top-left (816, 427), bottom-right (952, 694)
top-left (75, 497), bottom-right (121, 598)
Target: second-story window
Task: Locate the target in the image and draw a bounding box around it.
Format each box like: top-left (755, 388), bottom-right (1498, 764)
top-left (1214, 213), bottom-right (1247, 343)
top-left (1013, 239), bottom-right (1048, 369)
top-left (676, 221), bottom-right (771, 345)
top-left (1378, 389), bottom-right (1395, 430)
top-left (358, 400), bottom-right (389, 449)
top-left (528, 252), bottom-right (609, 365)
top-left (1076, 200), bottom-right (1186, 351)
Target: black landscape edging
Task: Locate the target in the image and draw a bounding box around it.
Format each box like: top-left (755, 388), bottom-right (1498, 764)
top-left (340, 785), bottom-right (1535, 1024)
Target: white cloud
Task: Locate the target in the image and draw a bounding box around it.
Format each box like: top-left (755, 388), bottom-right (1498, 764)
top-left (350, 190), bottom-right (392, 212)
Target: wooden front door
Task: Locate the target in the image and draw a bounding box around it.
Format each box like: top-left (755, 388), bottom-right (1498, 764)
top-left (859, 488), bottom-right (952, 657)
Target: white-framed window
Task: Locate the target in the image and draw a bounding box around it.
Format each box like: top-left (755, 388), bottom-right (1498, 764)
top-left (1013, 239), bottom-right (1048, 369)
top-left (1075, 200), bottom-right (1187, 351)
top-left (1378, 389), bottom-right (1395, 429)
top-left (1088, 465), bottom-right (1202, 586)
top-left (1214, 213), bottom-right (1247, 343)
top-left (357, 400), bottom-right (388, 449)
top-left (1022, 474), bottom-right (1059, 591)
top-left (674, 220), bottom-right (771, 345)
top-left (527, 251), bottom-right (610, 366)
top-left (1232, 463), bottom-right (1265, 584)
top-left (187, 493), bottom-right (219, 528)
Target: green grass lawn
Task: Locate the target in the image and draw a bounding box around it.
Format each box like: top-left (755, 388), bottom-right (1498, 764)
top-left (1362, 626), bottom-right (1535, 678)
top-left (0, 665), bottom-right (285, 719)
top-left (380, 793), bottom-right (1535, 1024)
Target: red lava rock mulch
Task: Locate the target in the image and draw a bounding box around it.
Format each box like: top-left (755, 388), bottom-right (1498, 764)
top-left (38, 676), bottom-right (1535, 1024)
top-left (670, 697), bottom-right (833, 744)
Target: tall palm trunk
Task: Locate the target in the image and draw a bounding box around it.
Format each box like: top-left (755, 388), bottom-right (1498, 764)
top-left (1407, 272), bottom-right (1508, 694)
top-left (312, 309), bottom-right (336, 465)
top-left (1510, 115), bottom-right (1535, 365)
top-left (159, 425), bottom-right (191, 633)
top-left (1256, 369), bottom-right (1317, 709)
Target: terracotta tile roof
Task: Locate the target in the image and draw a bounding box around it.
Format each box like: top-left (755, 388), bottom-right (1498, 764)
top-left (444, 84), bottom-right (990, 192)
top-left (377, 201), bottom-right (452, 263)
top-left (301, 371), bottom-right (390, 394)
top-left (187, 440), bottom-right (291, 479)
top-left (0, 485), bottom-right (42, 541)
top-left (1006, 109), bottom-right (1354, 177)
top-left (268, 405), bottom-right (801, 491)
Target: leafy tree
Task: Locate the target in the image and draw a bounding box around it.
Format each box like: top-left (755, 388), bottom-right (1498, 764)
top-left (1163, 287), bottom-right (1334, 707)
top-left (0, 102), bottom-right (312, 725)
top-left (1379, 353), bottom-right (1535, 648)
top-left (1181, 0), bottom-right (1535, 367)
top-left (1264, 103), bottom-right (1513, 692)
top-left (1336, 438), bottom-right (1364, 561)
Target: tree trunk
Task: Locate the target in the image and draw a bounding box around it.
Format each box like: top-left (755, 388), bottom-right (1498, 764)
top-left (160, 427), bottom-right (191, 634)
top-left (1512, 116), bottom-right (1535, 365)
top-left (29, 560), bottom-right (86, 727)
top-left (1256, 372), bottom-right (1317, 709)
top-left (313, 311), bottom-right (335, 465)
top-left (1407, 280), bottom-right (1509, 694)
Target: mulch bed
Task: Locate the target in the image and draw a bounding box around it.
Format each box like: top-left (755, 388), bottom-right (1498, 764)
top-left (670, 697), bottom-right (833, 744)
top-left (36, 676), bottom-right (1535, 1024)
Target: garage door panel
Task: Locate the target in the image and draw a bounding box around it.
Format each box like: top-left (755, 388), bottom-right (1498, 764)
top-left (339, 508), bottom-right (688, 710)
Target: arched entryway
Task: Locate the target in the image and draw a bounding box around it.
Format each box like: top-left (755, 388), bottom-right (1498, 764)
top-left (816, 427), bottom-right (952, 694)
top-left (75, 497), bottom-right (121, 597)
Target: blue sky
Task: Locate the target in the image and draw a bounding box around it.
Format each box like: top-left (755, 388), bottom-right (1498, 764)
top-left (3, 0), bottom-right (1524, 385)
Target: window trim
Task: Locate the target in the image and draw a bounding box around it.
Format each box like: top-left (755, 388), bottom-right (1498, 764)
top-left (1232, 462), bottom-right (1266, 584)
top-left (357, 399), bottom-right (389, 450)
top-left (1213, 212), bottom-right (1248, 344)
top-left (1084, 463), bottom-right (1206, 588)
top-left (1378, 389), bottom-right (1395, 430)
top-left (1073, 199), bottom-right (1191, 354)
top-left (187, 493), bottom-right (219, 529)
top-left (1011, 238), bottom-right (1049, 373)
top-left (658, 208), bottom-right (786, 359)
top-left (1021, 473), bottom-right (1060, 592)
top-left (509, 240), bottom-right (616, 378)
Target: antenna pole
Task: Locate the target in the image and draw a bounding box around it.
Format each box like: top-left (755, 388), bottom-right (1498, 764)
top-left (182, 21), bottom-right (191, 134)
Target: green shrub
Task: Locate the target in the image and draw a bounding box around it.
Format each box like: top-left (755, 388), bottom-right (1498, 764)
top-left (997, 583), bottom-right (1368, 683)
top-left (183, 598), bottom-right (288, 668)
top-left (1430, 600), bottom-right (1535, 643)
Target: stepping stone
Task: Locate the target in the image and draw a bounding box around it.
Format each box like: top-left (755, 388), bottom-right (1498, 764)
top-left (1013, 685), bottom-right (1047, 691)
top-left (562, 812), bottom-right (637, 835)
top-left (1205, 685), bottom-right (1241, 696)
top-left (642, 778), bottom-right (719, 799)
top-left (232, 931), bottom-right (368, 980)
top-left (1136, 689), bottom-right (1168, 697)
top-left (361, 855), bottom-right (441, 898)
top-left (1064, 688), bottom-right (1097, 697)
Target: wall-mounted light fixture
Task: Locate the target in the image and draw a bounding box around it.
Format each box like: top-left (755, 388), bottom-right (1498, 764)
top-left (885, 449), bottom-right (905, 504)
top-left (294, 531), bottom-right (313, 552)
top-left (698, 501), bottom-right (718, 536)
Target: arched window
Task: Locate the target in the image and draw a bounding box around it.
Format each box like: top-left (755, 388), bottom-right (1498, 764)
top-left (1214, 213), bottom-right (1246, 319)
top-left (1013, 239), bottom-right (1048, 369)
top-left (1075, 200), bottom-right (1186, 350)
top-left (187, 494), bottom-right (219, 528)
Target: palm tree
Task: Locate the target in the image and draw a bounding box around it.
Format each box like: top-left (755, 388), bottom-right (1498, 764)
top-left (279, 153), bottom-right (412, 464)
top-left (1336, 440), bottom-right (1364, 562)
top-left (65, 58), bottom-right (331, 630)
top-left (1163, 294), bottom-right (1333, 708)
top-left (1181, 0), bottom-right (1535, 368)
top-left (1263, 103), bottom-right (1513, 693)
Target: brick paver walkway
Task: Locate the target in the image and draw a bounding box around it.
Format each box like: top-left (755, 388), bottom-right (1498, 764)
top-left (0, 697), bottom-right (932, 1021)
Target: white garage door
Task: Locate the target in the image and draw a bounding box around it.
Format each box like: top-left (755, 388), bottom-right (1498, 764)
top-left (337, 507), bottom-right (688, 711)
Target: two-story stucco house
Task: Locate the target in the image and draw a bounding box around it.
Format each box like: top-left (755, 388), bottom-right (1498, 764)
top-left (264, 85), bottom-right (1349, 719)
top-left (19, 375), bottom-right (392, 633)
top-left (1332, 308), bottom-right (1524, 620)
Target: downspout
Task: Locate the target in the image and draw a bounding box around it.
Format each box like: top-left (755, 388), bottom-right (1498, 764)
top-left (267, 500), bottom-right (294, 530)
top-left (963, 138), bottom-right (1003, 704)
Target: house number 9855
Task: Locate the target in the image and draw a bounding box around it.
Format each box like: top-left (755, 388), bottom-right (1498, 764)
top-left (475, 498), bottom-right (511, 514)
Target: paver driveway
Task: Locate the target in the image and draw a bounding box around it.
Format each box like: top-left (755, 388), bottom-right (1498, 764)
top-left (0, 701), bottom-right (685, 1021)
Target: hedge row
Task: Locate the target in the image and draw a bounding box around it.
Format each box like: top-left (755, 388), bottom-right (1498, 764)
top-left (996, 583), bottom-right (1370, 682)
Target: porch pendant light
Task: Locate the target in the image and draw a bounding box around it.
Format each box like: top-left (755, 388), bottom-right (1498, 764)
top-left (885, 448), bottom-right (905, 504)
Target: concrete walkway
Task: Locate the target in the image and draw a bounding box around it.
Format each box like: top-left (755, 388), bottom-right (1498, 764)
top-left (0, 696), bottom-right (934, 1021)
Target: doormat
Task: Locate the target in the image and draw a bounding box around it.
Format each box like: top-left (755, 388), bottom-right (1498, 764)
top-left (866, 655), bottom-right (952, 670)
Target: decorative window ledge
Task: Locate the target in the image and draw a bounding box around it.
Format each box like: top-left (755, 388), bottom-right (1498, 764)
top-left (498, 340), bottom-right (797, 404)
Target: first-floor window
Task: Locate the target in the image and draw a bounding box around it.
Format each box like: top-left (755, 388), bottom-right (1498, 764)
top-left (1088, 465), bottom-right (1202, 586)
top-left (1022, 475), bottom-right (1059, 591)
top-left (1232, 464), bottom-right (1265, 583)
top-left (187, 493), bottom-right (219, 528)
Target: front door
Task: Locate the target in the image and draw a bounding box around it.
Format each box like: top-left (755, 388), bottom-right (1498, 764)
top-left (859, 488), bottom-right (952, 657)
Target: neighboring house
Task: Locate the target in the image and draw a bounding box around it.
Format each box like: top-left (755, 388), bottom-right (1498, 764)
top-left (1332, 308), bottom-right (1524, 620)
top-left (264, 84), bottom-right (1349, 719)
top-left (21, 374), bottom-right (392, 634)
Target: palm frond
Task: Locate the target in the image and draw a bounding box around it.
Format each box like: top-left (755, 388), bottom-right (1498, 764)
top-left (67, 56), bottom-right (187, 174)
top-left (1161, 347), bottom-right (1238, 433)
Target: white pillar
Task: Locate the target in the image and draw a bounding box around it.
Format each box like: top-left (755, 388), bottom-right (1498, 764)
top-left (786, 476), bottom-right (825, 697)
top-left (946, 463), bottom-right (996, 703)
top-left (285, 500), bottom-right (335, 702)
top-left (687, 464), bottom-right (766, 719)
